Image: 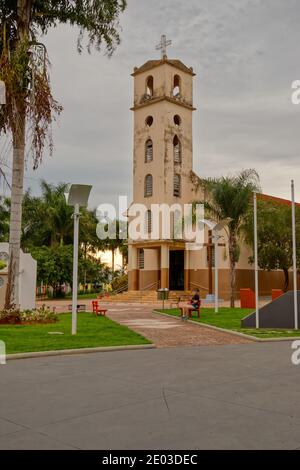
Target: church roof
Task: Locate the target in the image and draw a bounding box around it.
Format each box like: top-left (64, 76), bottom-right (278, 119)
top-left (132, 58), bottom-right (195, 76)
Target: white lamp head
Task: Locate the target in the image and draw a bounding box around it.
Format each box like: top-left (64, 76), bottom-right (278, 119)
top-left (65, 184), bottom-right (92, 208)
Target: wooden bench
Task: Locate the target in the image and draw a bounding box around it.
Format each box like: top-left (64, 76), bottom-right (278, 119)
top-left (169, 295), bottom-right (191, 309)
top-left (92, 300), bottom-right (107, 317)
top-left (68, 304), bottom-right (86, 312)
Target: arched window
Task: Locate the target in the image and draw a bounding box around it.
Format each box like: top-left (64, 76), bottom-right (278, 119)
top-left (146, 76), bottom-right (154, 97)
top-left (173, 136), bottom-right (181, 164)
top-left (174, 174), bottom-right (181, 197)
top-left (145, 139), bottom-right (153, 163)
top-left (144, 174), bottom-right (153, 197)
top-left (145, 116), bottom-right (153, 127)
top-left (173, 75), bottom-right (181, 97)
top-left (174, 115), bottom-right (181, 127)
top-left (145, 209), bottom-right (152, 235)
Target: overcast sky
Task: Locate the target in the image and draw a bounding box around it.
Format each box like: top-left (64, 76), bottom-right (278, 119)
top-left (3, 0), bottom-right (300, 207)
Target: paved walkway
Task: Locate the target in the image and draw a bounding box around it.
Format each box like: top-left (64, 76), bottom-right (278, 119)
top-left (106, 305), bottom-right (252, 347)
top-left (38, 300), bottom-right (251, 347)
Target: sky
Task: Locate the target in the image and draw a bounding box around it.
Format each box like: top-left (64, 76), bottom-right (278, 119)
top-left (2, 0), bottom-right (300, 207)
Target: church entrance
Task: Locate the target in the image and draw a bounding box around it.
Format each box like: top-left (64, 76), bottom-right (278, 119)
top-left (169, 250), bottom-right (184, 291)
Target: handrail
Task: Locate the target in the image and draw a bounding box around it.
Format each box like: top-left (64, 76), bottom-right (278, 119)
top-left (141, 280), bottom-right (160, 292)
top-left (112, 283), bottom-right (128, 296)
top-left (189, 282), bottom-right (209, 292)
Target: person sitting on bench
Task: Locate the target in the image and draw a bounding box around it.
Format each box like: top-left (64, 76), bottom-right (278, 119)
top-left (179, 289), bottom-right (200, 320)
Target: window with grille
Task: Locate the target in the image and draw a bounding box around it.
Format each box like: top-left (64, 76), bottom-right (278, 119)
top-left (173, 136), bottom-right (181, 164)
top-left (145, 210), bottom-right (152, 235)
top-left (144, 174), bottom-right (153, 197)
top-left (145, 139), bottom-right (153, 163)
top-left (174, 174), bottom-right (181, 197)
top-left (139, 249), bottom-right (145, 269)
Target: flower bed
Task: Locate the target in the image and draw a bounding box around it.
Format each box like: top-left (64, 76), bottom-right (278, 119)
top-left (0, 305), bottom-right (58, 325)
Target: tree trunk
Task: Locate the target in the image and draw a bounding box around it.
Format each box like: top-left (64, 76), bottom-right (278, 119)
top-left (5, 112), bottom-right (26, 309)
top-left (4, 0), bottom-right (30, 309)
top-left (111, 248), bottom-right (115, 272)
top-left (228, 232), bottom-right (237, 308)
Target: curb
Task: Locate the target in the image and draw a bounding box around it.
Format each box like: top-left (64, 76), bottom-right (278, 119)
top-left (153, 310), bottom-right (300, 343)
top-left (7, 344), bottom-right (155, 361)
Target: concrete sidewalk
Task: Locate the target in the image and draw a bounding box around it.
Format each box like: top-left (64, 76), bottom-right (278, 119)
top-left (0, 341), bottom-right (299, 449)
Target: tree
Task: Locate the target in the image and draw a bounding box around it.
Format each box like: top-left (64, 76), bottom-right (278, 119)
top-left (244, 199), bottom-right (300, 291)
top-left (102, 219), bottom-right (127, 272)
top-left (0, 196), bottom-right (9, 241)
top-left (0, 0), bottom-right (127, 308)
top-left (32, 245), bottom-right (111, 297)
top-left (196, 169), bottom-right (261, 307)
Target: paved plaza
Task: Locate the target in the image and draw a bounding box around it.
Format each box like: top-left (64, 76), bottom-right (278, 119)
top-left (0, 338), bottom-right (299, 449)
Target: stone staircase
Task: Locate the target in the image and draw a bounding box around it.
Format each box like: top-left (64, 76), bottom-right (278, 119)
top-left (106, 290), bottom-right (193, 304)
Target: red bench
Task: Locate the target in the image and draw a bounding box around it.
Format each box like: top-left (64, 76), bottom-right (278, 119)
top-left (92, 301), bottom-right (107, 317)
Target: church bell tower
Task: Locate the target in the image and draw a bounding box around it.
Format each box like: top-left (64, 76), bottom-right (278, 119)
top-left (128, 36), bottom-right (200, 292)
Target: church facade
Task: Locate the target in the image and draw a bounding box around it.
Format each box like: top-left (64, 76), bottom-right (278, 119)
top-left (127, 46), bottom-right (290, 299)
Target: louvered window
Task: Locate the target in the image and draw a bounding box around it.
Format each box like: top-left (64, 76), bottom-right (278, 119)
top-left (139, 249), bottom-right (145, 269)
top-left (174, 174), bottom-right (181, 197)
top-left (173, 136), bottom-right (181, 164)
top-left (145, 140), bottom-right (153, 163)
top-left (144, 174), bottom-right (153, 197)
top-left (145, 210), bottom-right (152, 234)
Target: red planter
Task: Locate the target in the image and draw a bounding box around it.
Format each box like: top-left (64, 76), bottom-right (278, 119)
top-left (240, 288), bottom-right (256, 309)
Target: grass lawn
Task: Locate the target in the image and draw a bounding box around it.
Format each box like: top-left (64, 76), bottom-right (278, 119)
top-left (156, 307), bottom-right (300, 339)
top-left (0, 313), bottom-right (150, 354)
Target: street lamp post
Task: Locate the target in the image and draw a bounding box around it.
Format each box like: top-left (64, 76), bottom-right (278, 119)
top-left (65, 184), bottom-right (92, 335)
top-left (291, 180), bottom-right (298, 330)
top-left (200, 218), bottom-right (232, 313)
top-left (253, 192), bottom-right (259, 329)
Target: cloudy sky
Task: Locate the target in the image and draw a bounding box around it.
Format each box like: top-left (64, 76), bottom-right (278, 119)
top-left (3, 0), bottom-right (300, 207)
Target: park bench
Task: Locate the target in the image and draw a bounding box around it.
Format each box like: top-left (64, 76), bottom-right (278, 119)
top-left (92, 300), bottom-right (107, 317)
top-left (68, 304), bottom-right (86, 312)
top-left (179, 299), bottom-right (201, 319)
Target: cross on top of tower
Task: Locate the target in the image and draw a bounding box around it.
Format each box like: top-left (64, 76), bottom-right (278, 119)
top-left (155, 35), bottom-right (172, 59)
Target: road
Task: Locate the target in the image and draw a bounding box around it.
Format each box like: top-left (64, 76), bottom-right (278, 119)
top-left (0, 341), bottom-right (299, 449)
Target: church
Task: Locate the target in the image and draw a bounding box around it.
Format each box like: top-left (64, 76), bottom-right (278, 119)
top-left (126, 37), bottom-right (290, 300)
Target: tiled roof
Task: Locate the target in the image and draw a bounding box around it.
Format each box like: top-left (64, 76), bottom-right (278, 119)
top-left (258, 193), bottom-right (300, 207)
top-left (132, 58), bottom-right (195, 76)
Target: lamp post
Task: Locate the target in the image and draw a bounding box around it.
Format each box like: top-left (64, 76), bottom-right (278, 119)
top-left (65, 184), bottom-right (92, 335)
top-left (253, 192), bottom-right (259, 329)
top-left (200, 218), bottom-right (232, 313)
top-left (291, 180), bottom-right (298, 330)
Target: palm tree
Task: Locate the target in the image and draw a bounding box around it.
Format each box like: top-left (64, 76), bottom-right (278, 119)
top-left (0, 1), bottom-right (127, 309)
top-left (196, 169), bottom-right (261, 307)
top-left (0, 196), bottom-right (10, 242)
